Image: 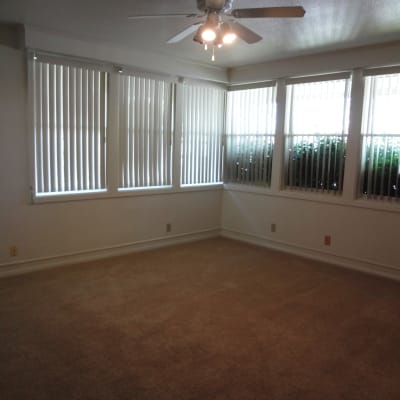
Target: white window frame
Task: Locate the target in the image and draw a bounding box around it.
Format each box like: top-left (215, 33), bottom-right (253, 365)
top-left (28, 52), bottom-right (111, 201)
top-left (27, 51), bottom-right (225, 204)
top-left (283, 72), bottom-right (352, 194)
top-left (116, 70), bottom-right (175, 192)
top-left (177, 79), bottom-right (226, 188)
top-left (359, 67), bottom-right (400, 202)
top-left (225, 82), bottom-right (277, 187)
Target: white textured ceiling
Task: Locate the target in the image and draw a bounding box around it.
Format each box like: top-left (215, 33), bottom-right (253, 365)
top-left (1, 0), bottom-right (400, 68)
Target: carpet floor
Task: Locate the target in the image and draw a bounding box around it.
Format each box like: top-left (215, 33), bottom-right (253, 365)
top-left (1, 238), bottom-right (400, 400)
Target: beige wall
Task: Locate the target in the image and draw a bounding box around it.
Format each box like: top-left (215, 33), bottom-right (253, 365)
top-left (222, 190), bottom-right (399, 273)
top-left (0, 45), bottom-right (222, 268)
top-left (1, 32), bottom-right (399, 277)
top-left (222, 42), bottom-right (400, 277)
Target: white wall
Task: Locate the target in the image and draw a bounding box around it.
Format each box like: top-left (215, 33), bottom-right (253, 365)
top-left (222, 42), bottom-right (400, 279)
top-left (0, 44), bottom-right (222, 271)
top-left (1, 31), bottom-right (400, 279)
top-left (222, 190), bottom-right (399, 277)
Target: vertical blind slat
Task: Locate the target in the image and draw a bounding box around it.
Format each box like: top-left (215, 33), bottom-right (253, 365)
top-left (62, 66), bottom-right (69, 191)
top-left (43, 63), bottom-right (50, 193)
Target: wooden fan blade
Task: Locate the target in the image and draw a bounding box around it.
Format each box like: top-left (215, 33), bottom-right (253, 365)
top-left (167, 23), bottom-right (202, 43)
top-left (230, 22), bottom-right (262, 44)
top-left (231, 6), bottom-right (306, 18)
top-left (128, 13), bottom-right (199, 20)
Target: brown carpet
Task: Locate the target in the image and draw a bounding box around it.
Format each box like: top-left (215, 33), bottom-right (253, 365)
top-left (1, 238), bottom-right (400, 400)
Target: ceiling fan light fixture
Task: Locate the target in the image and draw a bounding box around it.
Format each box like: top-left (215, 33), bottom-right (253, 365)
top-left (193, 24), bottom-right (206, 44)
top-left (201, 27), bottom-right (217, 42)
top-left (214, 30), bottom-right (224, 48)
top-left (222, 31), bottom-right (236, 44)
top-left (221, 23), bottom-right (237, 44)
top-left (131, 2), bottom-right (307, 57)
top-left (200, 12), bottom-right (220, 42)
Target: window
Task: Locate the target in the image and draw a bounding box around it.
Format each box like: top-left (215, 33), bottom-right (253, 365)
top-left (31, 58), bottom-right (108, 196)
top-left (361, 72), bottom-right (400, 200)
top-left (285, 76), bottom-right (351, 192)
top-left (225, 86), bottom-right (276, 186)
top-left (117, 73), bottom-right (173, 190)
top-left (180, 83), bottom-right (225, 186)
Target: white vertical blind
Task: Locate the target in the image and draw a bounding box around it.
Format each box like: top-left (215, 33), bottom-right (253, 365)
top-left (225, 86), bottom-right (276, 186)
top-left (32, 59), bottom-right (108, 195)
top-left (285, 78), bottom-right (351, 192)
top-left (118, 74), bottom-right (173, 189)
top-left (361, 73), bottom-right (400, 199)
top-left (180, 84), bottom-right (225, 186)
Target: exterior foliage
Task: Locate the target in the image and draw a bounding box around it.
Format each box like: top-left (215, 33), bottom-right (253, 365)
top-left (286, 135), bottom-right (347, 192)
top-left (362, 137), bottom-right (400, 198)
top-left (225, 135), bottom-right (274, 186)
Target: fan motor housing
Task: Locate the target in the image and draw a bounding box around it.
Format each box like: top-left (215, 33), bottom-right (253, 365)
top-left (197, 0), bottom-right (233, 12)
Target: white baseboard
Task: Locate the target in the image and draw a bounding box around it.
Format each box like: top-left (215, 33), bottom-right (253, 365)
top-left (2, 227), bottom-right (399, 282)
top-left (221, 228), bottom-right (400, 282)
top-left (0, 228), bottom-right (220, 278)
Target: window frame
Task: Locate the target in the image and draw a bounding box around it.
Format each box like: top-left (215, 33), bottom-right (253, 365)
top-left (359, 66), bottom-right (400, 202)
top-left (116, 70), bottom-right (176, 191)
top-left (178, 79), bottom-right (226, 188)
top-left (26, 50), bottom-right (400, 212)
top-left (28, 52), bottom-right (111, 201)
top-left (283, 72), bottom-right (352, 194)
top-left (27, 51), bottom-right (225, 204)
top-left (224, 82), bottom-right (277, 187)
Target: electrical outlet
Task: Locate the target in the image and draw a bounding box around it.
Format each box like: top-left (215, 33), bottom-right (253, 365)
top-left (324, 235), bottom-right (331, 246)
top-left (166, 223), bottom-right (172, 233)
top-left (271, 223), bottom-right (277, 233)
top-left (9, 246), bottom-right (17, 257)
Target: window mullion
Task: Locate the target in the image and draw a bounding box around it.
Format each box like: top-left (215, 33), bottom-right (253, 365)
top-left (342, 69), bottom-right (364, 201)
top-left (270, 78), bottom-right (286, 192)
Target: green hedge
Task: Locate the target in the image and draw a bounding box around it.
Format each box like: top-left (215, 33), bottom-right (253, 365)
top-left (362, 137), bottom-right (400, 198)
top-left (287, 136), bottom-right (346, 192)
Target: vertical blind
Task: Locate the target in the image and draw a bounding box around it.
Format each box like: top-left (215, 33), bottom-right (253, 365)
top-left (180, 84), bottom-right (225, 186)
top-left (225, 86), bottom-right (276, 186)
top-left (118, 74), bottom-right (173, 189)
top-left (361, 73), bottom-right (400, 199)
top-left (285, 78), bottom-right (351, 192)
top-left (32, 59), bottom-right (108, 195)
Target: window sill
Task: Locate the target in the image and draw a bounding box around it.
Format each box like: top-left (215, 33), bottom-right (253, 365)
top-left (179, 182), bottom-right (224, 192)
top-left (224, 183), bottom-right (400, 214)
top-left (32, 184), bottom-right (223, 204)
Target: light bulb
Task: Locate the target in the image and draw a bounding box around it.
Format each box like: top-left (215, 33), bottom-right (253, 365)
top-left (201, 28), bottom-right (217, 42)
top-left (223, 32), bottom-right (237, 44)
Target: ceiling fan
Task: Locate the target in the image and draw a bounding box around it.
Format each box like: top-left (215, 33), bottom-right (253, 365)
top-left (128, 0), bottom-right (305, 60)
